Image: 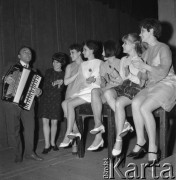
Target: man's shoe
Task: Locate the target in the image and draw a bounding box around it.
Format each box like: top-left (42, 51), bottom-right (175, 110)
top-left (14, 156), bottom-right (23, 163)
top-left (25, 153), bottom-right (43, 161)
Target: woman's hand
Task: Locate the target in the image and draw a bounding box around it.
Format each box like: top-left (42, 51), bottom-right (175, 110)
top-left (132, 60), bottom-right (146, 70)
top-left (86, 76), bottom-right (96, 84)
top-left (100, 77), bottom-right (107, 88)
top-left (52, 79), bottom-right (63, 88)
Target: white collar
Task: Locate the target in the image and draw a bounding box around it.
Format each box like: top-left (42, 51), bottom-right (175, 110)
top-left (20, 60), bottom-right (29, 68)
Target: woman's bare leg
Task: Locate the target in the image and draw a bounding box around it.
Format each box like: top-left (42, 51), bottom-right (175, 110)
top-left (91, 88), bottom-right (104, 128)
top-left (104, 88), bottom-right (117, 112)
top-left (131, 94), bottom-right (147, 152)
top-left (62, 99), bottom-right (71, 118)
top-left (140, 98), bottom-right (160, 161)
top-left (51, 119), bottom-right (58, 146)
top-left (61, 97), bottom-right (87, 144)
top-left (42, 118), bottom-right (50, 148)
top-left (113, 96), bottom-right (131, 151)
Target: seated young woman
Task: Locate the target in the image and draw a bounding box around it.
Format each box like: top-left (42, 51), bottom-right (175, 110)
top-left (129, 18), bottom-right (176, 166)
top-left (59, 40), bottom-right (103, 148)
top-left (104, 33), bottom-right (147, 161)
top-left (61, 43), bottom-right (84, 153)
top-left (88, 40), bottom-right (133, 151)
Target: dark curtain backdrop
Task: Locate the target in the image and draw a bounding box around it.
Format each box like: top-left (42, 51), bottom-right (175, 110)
top-left (0, 0), bottom-right (157, 147)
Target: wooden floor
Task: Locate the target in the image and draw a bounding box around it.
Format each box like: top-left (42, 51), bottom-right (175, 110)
top-left (0, 118), bottom-right (176, 180)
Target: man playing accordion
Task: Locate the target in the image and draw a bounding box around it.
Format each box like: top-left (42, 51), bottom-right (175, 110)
top-left (1, 46), bottom-right (43, 163)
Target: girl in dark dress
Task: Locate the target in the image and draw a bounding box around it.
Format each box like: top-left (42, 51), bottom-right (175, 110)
top-left (39, 52), bottom-right (66, 154)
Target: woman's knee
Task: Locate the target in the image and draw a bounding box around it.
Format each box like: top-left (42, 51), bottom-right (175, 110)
top-left (92, 88), bottom-right (100, 94)
top-left (62, 99), bottom-right (68, 108)
top-left (104, 89), bottom-right (112, 100)
top-left (92, 88), bottom-right (101, 98)
top-left (42, 118), bottom-right (50, 125)
top-left (115, 99), bottom-right (123, 109)
top-left (67, 100), bottom-right (77, 109)
top-left (51, 120), bottom-right (58, 126)
top-left (140, 103), bottom-right (153, 116)
top-left (132, 98), bottom-right (142, 111)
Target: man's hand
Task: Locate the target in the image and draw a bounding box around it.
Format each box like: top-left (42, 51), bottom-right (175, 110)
top-left (86, 76), bottom-right (96, 84)
top-left (35, 88), bottom-right (42, 97)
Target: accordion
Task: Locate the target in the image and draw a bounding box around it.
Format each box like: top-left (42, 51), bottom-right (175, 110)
top-left (1, 64), bottom-right (42, 110)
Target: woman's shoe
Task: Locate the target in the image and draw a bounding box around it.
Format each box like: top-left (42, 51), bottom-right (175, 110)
top-left (90, 125), bottom-right (105, 134)
top-left (67, 132), bottom-right (81, 140)
top-left (112, 139), bottom-right (122, 157)
top-left (51, 145), bottom-right (59, 151)
top-left (127, 142), bottom-right (147, 159)
top-left (42, 146), bottom-right (51, 154)
top-left (147, 150), bottom-right (161, 167)
top-left (87, 139), bottom-right (104, 151)
top-left (119, 121), bottom-right (134, 137)
top-left (59, 139), bottom-right (72, 148)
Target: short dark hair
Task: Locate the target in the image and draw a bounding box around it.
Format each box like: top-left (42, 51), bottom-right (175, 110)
top-left (139, 18), bottom-right (162, 38)
top-left (83, 40), bottom-right (102, 59)
top-left (69, 43), bottom-right (82, 52)
top-left (52, 52), bottom-right (67, 66)
top-left (18, 46), bottom-right (31, 55)
top-left (103, 40), bottom-right (121, 58)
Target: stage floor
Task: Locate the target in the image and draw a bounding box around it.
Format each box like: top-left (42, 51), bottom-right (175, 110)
top-left (0, 118), bottom-right (176, 180)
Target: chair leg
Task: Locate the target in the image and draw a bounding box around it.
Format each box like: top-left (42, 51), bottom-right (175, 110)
top-left (159, 109), bottom-right (168, 160)
top-left (75, 107), bottom-right (85, 158)
top-left (107, 107), bottom-right (115, 175)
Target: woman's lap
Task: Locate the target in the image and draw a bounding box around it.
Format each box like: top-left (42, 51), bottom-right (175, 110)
top-left (113, 80), bottom-right (142, 100)
top-left (135, 82), bottom-right (176, 111)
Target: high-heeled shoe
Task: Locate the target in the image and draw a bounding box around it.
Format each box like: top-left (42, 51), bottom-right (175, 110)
top-left (59, 139), bottom-right (72, 148)
top-left (87, 139), bottom-right (104, 151)
top-left (42, 146), bottom-right (51, 154)
top-left (127, 142), bottom-right (148, 159)
top-left (146, 150), bottom-right (161, 167)
top-left (119, 121), bottom-right (134, 137)
top-left (51, 145), bottom-right (59, 151)
top-left (112, 139), bottom-right (122, 157)
top-left (114, 153), bottom-right (125, 168)
top-left (67, 132), bottom-right (81, 140)
top-left (90, 125), bottom-right (105, 134)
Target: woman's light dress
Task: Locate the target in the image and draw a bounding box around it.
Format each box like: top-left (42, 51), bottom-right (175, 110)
top-left (71, 59), bottom-right (102, 102)
top-left (138, 42), bottom-right (176, 111)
